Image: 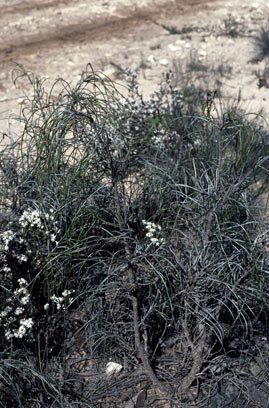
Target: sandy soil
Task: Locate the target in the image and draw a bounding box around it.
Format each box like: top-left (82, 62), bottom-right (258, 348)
top-left (0, 0), bottom-right (269, 137)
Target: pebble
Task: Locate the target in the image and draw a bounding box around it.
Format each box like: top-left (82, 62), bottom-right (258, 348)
top-left (159, 59), bottom-right (169, 66)
top-left (175, 39), bottom-right (186, 45)
top-left (147, 55), bottom-right (156, 63)
top-left (168, 44), bottom-right (182, 52)
top-left (105, 362), bottom-right (122, 376)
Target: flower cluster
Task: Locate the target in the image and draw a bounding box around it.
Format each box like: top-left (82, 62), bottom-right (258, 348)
top-left (19, 207), bottom-right (60, 244)
top-left (142, 220), bottom-right (165, 247)
top-left (0, 230), bottom-right (16, 251)
top-left (44, 289), bottom-right (75, 311)
top-left (19, 209), bottom-right (44, 229)
top-left (0, 278), bottom-right (34, 340)
top-left (0, 229), bottom-right (31, 279)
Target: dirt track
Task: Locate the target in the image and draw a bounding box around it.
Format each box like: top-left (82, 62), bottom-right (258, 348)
top-left (0, 0), bottom-right (214, 58)
top-left (0, 0), bottom-right (217, 134)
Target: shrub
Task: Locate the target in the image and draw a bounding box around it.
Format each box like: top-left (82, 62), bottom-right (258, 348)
top-left (0, 63), bottom-right (268, 406)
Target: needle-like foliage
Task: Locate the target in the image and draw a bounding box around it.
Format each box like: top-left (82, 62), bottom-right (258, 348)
top-left (0, 63), bottom-right (268, 406)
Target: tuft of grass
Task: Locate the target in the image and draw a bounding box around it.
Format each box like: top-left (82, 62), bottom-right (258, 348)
top-left (152, 20), bottom-right (196, 35)
top-left (150, 43), bottom-right (161, 50)
top-left (172, 52), bottom-right (233, 100)
top-left (254, 26), bottom-right (269, 61)
top-left (218, 15), bottom-right (246, 38)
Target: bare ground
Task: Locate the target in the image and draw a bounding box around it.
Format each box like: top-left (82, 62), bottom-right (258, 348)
top-left (1, 0), bottom-right (269, 136)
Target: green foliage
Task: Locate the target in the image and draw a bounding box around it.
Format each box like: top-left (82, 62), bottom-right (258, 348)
top-left (0, 63), bottom-right (268, 406)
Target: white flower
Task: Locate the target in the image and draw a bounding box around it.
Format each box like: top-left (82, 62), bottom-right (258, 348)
top-left (17, 254), bottom-right (28, 263)
top-left (13, 318), bottom-right (33, 338)
top-left (0, 230), bottom-right (16, 250)
top-left (143, 220), bottom-right (164, 246)
top-left (20, 318), bottom-right (34, 329)
top-left (1, 230), bottom-right (15, 240)
top-left (50, 234), bottom-right (56, 242)
top-left (44, 303), bottom-right (49, 311)
top-left (0, 306), bottom-right (12, 317)
top-left (150, 237), bottom-right (159, 245)
top-left (62, 289), bottom-right (74, 297)
top-left (5, 331), bottom-right (14, 340)
top-left (15, 307), bottom-right (24, 315)
top-left (14, 325), bottom-right (27, 338)
top-left (20, 294), bottom-right (30, 305)
top-left (105, 362), bottom-right (123, 376)
top-left (50, 290), bottom-right (74, 310)
top-left (19, 209), bottom-right (43, 229)
top-left (18, 278), bottom-right (27, 286)
top-left (14, 287), bottom-right (27, 296)
top-left (51, 294), bottom-right (64, 310)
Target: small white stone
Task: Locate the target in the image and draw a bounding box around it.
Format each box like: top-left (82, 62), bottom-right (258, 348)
top-left (168, 44), bottom-right (182, 52)
top-left (147, 55), bottom-right (156, 63)
top-left (105, 362), bottom-right (123, 376)
top-left (159, 59), bottom-right (169, 66)
top-left (176, 39), bottom-right (186, 45)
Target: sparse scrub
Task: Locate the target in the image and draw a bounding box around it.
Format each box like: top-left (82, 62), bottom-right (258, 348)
top-left (0, 63), bottom-right (268, 406)
top-left (172, 53), bottom-right (233, 100)
top-left (219, 15), bottom-right (246, 38)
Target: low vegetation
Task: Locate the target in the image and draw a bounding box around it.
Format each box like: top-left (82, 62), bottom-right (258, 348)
top-left (254, 26), bottom-right (269, 61)
top-left (0, 63), bottom-right (268, 407)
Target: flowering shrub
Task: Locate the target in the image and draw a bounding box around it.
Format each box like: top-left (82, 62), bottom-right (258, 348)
top-left (19, 207), bottom-right (60, 245)
top-left (0, 204), bottom-right (75, 354)
top-left (0, 64), bottom-right (268, 407)
top-left (0, 278), bottom-right (33, 340)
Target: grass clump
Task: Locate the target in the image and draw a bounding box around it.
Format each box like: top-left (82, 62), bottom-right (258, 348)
top-left (218, 15), bottom-right (246, 38)
top-left (254, 26), bottom-right (269, 61)
top-left (152, 20), bottom-right (197, 35)
top-left (0, 63), bottom-right (268, 406)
